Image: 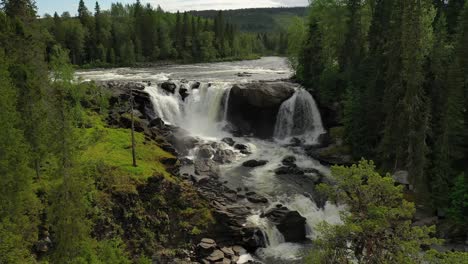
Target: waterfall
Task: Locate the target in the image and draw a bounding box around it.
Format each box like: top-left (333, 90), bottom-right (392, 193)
top-left (274, 89), bottom-right (325, 144)
top-left (246, 214), bottom-right (285, 247)
top-left (222, 87), bottom-right (232, 122)
top-left (145, 81), bottom-right (231, 138)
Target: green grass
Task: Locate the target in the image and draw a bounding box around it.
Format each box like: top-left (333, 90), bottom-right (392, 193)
top-left (80, 112), bottom-right (174, 182)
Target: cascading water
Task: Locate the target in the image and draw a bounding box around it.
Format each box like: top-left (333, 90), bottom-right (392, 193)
top-left (145, 81), bottom-right (232, 138)
top-left (78, 57), bottom-right (342, 264)
top-left (274, 89), bottom-right (325, 144)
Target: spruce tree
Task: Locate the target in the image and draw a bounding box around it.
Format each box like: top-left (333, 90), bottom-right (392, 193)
top-left (361, 0), bottom-right (393, 158)
top-left (400, 0), bottom-right (433, 199)
top-left (0, 47), bottom-right (39, 264)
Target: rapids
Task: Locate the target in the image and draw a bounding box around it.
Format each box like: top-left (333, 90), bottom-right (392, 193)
top-left (77, 57), bottom-right (343, 264)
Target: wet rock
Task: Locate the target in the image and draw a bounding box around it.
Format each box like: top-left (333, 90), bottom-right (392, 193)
top-left (124, 82), bottom-right (145, 91)
top-left (234, 144), bottom-right (251, 154)
top-left (149, 117), bottom-right (165, 128)
top-left (220, 247), bottom-right (235, 257)
top-left (232, 246), bottom-right (246, 255)
top-left (274, 166), bottom-right (304, 175)
top-left (197, 146), bottom-right (215, 159)
top-left (307, 145), bottom-right (353, 166)
top-left (213, 149), bottom-right (236, 164)
top-left (161, 81), bottom-right (177, 93)
top-left (192, 82), bottom-right (201, 89)
top-left (289, 137), bottom-right (302, 146)
top-left (303, 168), bottom-right (320, 175)
top-left (221, 137), bottom-right (236, 146)
top-left (172, 136), bottom-right (200, 156)
top-left (197, 238), bottom-right (217, 257)
top-left (227, 81), bottom-right (297, 138)
top-left (161, 157), bottom-right (179, 166)
top-left (179, 86), bottom-right (190, 101)
top-left (316, 133), bottom-right (332, 147)
top-left (180, 157), bottom-right (194, 165)
top-left (160, 143), bottom-right (178, 156)
top-left (242, 160), bottom-right (268, 168)
top-left (282, 156), bottom-right (296, 166)
top-left (262, 206), bottom-right (307, 242)
top-left (246, 192), bottom-right (268, 203)
top-left (191, 174), bottom-right (210, 184)
top-left (195, 158), bottom-right (220, 178)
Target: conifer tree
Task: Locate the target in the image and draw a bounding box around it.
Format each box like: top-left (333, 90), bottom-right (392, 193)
top-left (0, 47), bottom-right (39, 264)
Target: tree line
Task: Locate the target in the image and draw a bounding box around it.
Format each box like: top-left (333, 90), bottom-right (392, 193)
top-left (39, 0), bottom-right (286, 66)
top-left (290, 0), bottom-right (467, 241)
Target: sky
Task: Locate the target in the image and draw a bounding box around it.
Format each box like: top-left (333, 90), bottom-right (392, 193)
top-left (37, 0), bottom-right (309, 16)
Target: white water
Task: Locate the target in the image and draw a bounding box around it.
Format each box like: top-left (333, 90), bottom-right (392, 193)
top-left (145, 81), bottom-right (232, 138)
top-left (274, 89), bottom-right (326, 144)
top-left (77, 57), bottom-right (342, 264)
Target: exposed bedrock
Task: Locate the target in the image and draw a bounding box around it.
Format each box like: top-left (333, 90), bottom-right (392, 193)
top-left (227, 81), bottom-right (296, 138)
top-left (261, 206), bottom-right (307, 243)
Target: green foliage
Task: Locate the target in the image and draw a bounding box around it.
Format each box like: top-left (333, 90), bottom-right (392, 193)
top-left (296, 0), bottom-right (467, 216)
top-left (0, 47), bottom-right (39, 264)
top-left (286, 16), bottom-right (306, 73)
top-left (447, 174), bottom-right (468, 224)
top-left (191, 7), bottom-right (308, 33)
top-left (39, 2), bottom-right (278, 65)
top-left (81, 113), bottom-right (174, 180)
top-left (310, 160), bottom-right (440, 264)
top-left (425, 249), bottom-right (468, 264)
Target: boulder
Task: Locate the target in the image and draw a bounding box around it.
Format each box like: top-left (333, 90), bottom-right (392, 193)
top-left (393, 170), bottom-right (410, 185)
top-left (234, 144), bottom-right (251, 154)
top-left (192, 82), bottom-right (201, 89)
top-left (213, 149), bottom-right (236, 164)
top-left (197, 238), bottom-right (217, 257)
top-left (197, 146), bottom-right (215, 159)
top-left (179, 86), bottom-right (190, 101)
top-left (227, 81), bottom-right (296, 138)
top-left (282, 156), bottom-right (296, 166)
top-left (242, 160), bottom-right (268, 168)
top-left (220, 247), bottom-right (235, 257)
top-left (246, 192), bottom-right (268, 203)
top-left (274, 166), bottom-right (304, 175)
top-left (161, 81), bottom-right (177, 93)
top-left (195, 159), bottom-right (220, 178)
top-left (191, 174), bottom-right (210, 184)
top-left (307, 145), bottom-right (353, 166)
top-left (221, 137), bottom-right (236, 146)
top-left (262, 206), bottom-right (307, 242)
top-left (149, 117), bottom-right (165, 128)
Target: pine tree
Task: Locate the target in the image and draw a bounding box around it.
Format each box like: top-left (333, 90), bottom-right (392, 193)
top-left (0, 47), bottom-right (39, 264)
top-left (446, 0), bottom-right (466, 34)
top-left (78, 0), bottom-right (90, 25)
top-left (427, 14), bottom-right (458, 208)
top-left (400, 0), bottom-right (433, 199)
top-left (360, 0), bottom-right (393, 158)
top-left (1, 0), bottom-right (36, 19)
top-left (48, 46), bottom-right (95, 263)
top-left (341, 0), bottom-right (367, 159)
top-left (298, 16), bottom-right (323, 89)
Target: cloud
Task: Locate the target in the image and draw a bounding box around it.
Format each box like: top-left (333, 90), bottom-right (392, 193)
top-left (145, 0), bottom-right (309, 11)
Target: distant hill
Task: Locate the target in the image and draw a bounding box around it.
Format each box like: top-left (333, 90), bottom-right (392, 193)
top-left (189, 7), bottom-right (309, 32)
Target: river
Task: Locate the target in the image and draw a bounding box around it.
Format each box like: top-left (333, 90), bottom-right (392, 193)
top-left (77, 57), bottom-right (343, 264)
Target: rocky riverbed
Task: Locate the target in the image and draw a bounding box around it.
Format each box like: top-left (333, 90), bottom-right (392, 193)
top-left (79, 57), bottom-right (351, 263)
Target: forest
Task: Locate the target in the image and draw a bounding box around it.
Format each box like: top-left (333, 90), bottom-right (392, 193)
top-left (39, 0), bottom-right (288, 67)
top-left (287, 0), bottom-right (468, 261)
top-left (0, 0), bottom-right (467, 263)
